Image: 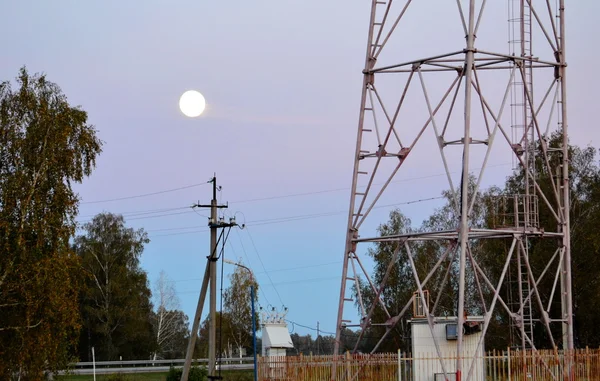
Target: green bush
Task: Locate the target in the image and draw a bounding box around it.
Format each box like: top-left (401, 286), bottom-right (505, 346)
top-left (166, 366), bottom-right (180, 381)
top-left (166, 365), bottom-right (208, 381)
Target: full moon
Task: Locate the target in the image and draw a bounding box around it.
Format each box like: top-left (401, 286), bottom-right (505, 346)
top-left (179, 90), bottom-right (206, 117)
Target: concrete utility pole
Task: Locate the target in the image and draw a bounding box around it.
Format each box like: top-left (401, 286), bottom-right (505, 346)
top-left (207, 178), bottom-right (219, 377)
top-left (181, 176), bottom-right (236, 381)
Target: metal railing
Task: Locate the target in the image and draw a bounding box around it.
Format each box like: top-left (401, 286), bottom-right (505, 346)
top-left (65, 357), bottom-right (254, 375)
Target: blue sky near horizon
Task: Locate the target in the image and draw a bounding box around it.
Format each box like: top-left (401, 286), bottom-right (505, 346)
top-left (1, 0), bottom-right (599, 344)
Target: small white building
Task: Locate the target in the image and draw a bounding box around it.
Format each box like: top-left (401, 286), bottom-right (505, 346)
top-left (260, 307), bottom-right (294, 357)
top-left (262, 324), bottom-right (294, 356)
top-left (410, 316), bottom-right (485, 381)
top-left (260, 308), bottom-right (294, 380)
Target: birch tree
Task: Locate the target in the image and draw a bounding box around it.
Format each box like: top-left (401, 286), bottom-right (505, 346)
top-left (0, 67), bottom-right (102, 379)
top-left (152, 270), bottom-right (187, 360)
top-left (223, 266), bottom-right (259, 357)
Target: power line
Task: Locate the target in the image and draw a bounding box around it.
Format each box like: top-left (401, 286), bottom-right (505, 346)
top-left (80, 182), bottom-right (209, 204)
top-left (232, 229), bottom-right (255, 276)
top-left (244, 227), bottom-right (284, 306)
top-left (264, 276), bottom-right (340, 287)
top-left (248, 211), bottom-right (344, 225)
top-left (229, 187), bottom-right (349, 204)
top-left (150, 229), bottom-right (209, 238)
top-left (176, 273), bottom-right (339, 294)
top-left (233, 228), bottom-right (271, 307)
top-left (78, 209), bottom-right (196, 225)
top-left (78, 206), bottom-right (190, 219)
top-left (373, 196), bottom-right (444, 209)
top-left (227, 162), bottom-right (511, 205)
top-left (77, 162), bottom-right (511, 214)
top-left (255, 261), bottom-right (341, 275)
top-left (84, 161), bottom-right (507, 236)
top-left (126, 210), bottom-right (195, 221)
top-left (74, 162), bottom-right (511, 229)
top-left (148, 194), bottom-right (444, 238)
top-left (192, 209), bottom-right (210, 219)
top-left (169, 260), bottom-right (342, 283)
top-left (249, 195), bottom-right (445, 225)
top-left (286, 320), bottom-right (336, 336)
top-left (146, 224), bottom-right (206, 233)
top-left (286, 320), bottom-right (390, 341)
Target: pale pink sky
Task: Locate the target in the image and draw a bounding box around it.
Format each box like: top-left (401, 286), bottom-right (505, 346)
top-left (1, 0), bottom-right (598, 338)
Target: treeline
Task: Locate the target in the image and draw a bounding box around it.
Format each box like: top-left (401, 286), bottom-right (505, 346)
top-left (3, 67), bottom-right (600, 379)
top-left (349, 133), bottom-right (600, 353)
top-left (75, 213), bottom-right (188, 361)
top-left (1, 68), bottom-right (105, 378)
top-left (287, 329), bottom-right (371, 355)
top-left (289, 135), bottom-right (600, 356)
top-left (0, 68), bottom-right (259, 379)
top-left (74, 212), bottom-right (258, 362)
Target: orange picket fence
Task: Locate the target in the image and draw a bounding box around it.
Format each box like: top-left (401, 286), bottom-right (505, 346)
top-left (258, 348), bottom-right (600, 381)
top-left (259, 352), bottom-right (397, 381)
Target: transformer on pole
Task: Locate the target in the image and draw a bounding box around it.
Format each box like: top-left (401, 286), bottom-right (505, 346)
top-left (334, 1), bottom-right (572, 380)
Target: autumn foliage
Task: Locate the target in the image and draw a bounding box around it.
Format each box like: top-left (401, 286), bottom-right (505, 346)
top-left (0, 67), bottom-right (102, 379)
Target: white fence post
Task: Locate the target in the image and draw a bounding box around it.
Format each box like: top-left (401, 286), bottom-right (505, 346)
top-left (92, 347), bottom-right (96, 381)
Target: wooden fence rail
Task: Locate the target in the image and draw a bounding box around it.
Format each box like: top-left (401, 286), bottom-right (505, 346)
top-left (258, 348), bottom-right (600, 381)
top-left (259, 352), bottom-right (397, 381)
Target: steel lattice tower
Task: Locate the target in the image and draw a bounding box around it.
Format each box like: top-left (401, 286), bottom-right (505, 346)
top-left (334, 0), bottom-right (572, 379)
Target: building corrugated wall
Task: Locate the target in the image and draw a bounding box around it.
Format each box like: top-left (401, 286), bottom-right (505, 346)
top-left (411, 317), bottom-right (485, 381)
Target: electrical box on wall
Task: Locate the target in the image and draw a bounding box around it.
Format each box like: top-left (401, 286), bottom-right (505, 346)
top-left (446, 323), bottom-right (458, 340)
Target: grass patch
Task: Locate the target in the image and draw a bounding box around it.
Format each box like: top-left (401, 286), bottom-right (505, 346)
top-left (218, 369), bottom-right (254, 381)
top-left (56, 373), bottom-right (168, 381)
top-left (55, 370), bottom-right (253, 381)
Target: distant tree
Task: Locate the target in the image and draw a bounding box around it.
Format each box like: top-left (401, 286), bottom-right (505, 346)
top-left (289, 333), bottom-right (314, 355)
top-left (479, 135), bottom-right (600, 348)
top-left (288, 332), bottom-right (344, 355)
top-left (152, 309), bottom-right (189, 359)
top-left (319, 335), bottom-right (336, 355)
top-left (222, 264), bottom-right (260, 357)
top-left (152, 270), bottom-right (189, 360)
top-left (354, 209), bottom-right (415, 353)
top-left (565, 144), bottom-right (600, 347)
top-left (338, 328), bottom-right (368, 354)
top-left (356, 134), bottom-right (600, 351)
top-left (195, 311), bottom-right (235, 359)
top-left (0, 67), bottom-right (102, 379)
top-left (75, 213), bottom-right (155, 360)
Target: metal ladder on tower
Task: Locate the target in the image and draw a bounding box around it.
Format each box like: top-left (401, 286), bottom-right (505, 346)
top-left (508, 205), bottom-right (536, 350)
top-left (508, 0), bottom-right (536, 350)
top-left (521, 0), bottom-right (536, 350)
top-left (519, 241), bottom-right (535, 349)
top-left (338, 0), bottom-right (389, 334)
top-left (508, 0), bottom-right (534, 168)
